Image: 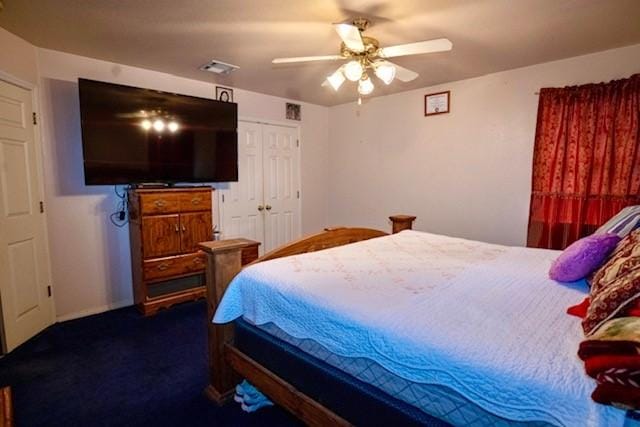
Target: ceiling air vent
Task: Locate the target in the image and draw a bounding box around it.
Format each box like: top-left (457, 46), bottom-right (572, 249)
top-left (200, 60), bottom-right (239, 75)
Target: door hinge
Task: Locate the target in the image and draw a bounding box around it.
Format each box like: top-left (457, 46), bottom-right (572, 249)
top-left (221, 194), bottom-right (225, 203)
top-left (296, 139), bottom-right (299, 147)
top-left (32, 112), bottom-right (37, 125)
top-left (47, 286), bottom-right (52, 297)
top-left (39, 201), bottom-right (44, 213)
top-left (297, 190), bottom-right (300, 199)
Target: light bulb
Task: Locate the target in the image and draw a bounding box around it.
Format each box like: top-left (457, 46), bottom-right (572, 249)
top-left (152, 119), bottom-right (165, 132)
top-left (141, 119), bottom-right (152, 131)
top-left (326, 70), bottom-right (345, 91)
top-left (374, 62), bottom-right (396, 85)
top-left (358, 75), bottom-right (374, 95)
top-left (343, 60), bottom-right (363, 82)
top-left (168, 121), bottom-right (179, 133)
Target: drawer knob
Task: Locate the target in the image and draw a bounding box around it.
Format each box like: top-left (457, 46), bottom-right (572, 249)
top-left (154, 199), bottom-right (167, 208)
top-left (157, 263), bottom-right (170, 271)
top-left (191, 197), bottom-right (202, 205)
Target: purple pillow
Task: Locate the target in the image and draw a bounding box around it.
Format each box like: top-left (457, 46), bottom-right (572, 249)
top-left (549, 233), bottom-right (621, 282)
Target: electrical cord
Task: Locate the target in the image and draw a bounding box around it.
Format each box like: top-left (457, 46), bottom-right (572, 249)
top-left (109, 185), bottom-right (129, 227)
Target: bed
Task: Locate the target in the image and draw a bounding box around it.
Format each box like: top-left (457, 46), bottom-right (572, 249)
top-left (200, 218), bottom-right (637, 426)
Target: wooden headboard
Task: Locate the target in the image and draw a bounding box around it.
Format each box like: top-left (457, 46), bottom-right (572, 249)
top-left (250, 227), bottom-right (387, 265)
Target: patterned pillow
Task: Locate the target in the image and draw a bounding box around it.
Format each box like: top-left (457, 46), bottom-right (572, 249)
top-left (595, 206), bottom-right (640, 237)
top-left (583, 230), bottom-right (640, 335)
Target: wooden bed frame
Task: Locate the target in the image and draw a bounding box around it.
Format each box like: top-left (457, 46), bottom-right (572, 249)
top-left (198, 215), bottom-right (416, 426)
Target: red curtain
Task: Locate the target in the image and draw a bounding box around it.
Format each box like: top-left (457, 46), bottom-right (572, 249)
top-left (527, 74), bottom-right (640, 249)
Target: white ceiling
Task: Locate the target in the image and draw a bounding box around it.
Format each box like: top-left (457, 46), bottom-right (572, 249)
top-left (1, 0), bottom-right (639, 106)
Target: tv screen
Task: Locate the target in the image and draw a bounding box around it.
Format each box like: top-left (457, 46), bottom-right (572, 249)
top-left (78, 78), bottom-right (238, 185)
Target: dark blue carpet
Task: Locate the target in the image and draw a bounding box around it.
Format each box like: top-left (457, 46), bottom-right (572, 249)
top-left (0, 301), bottom-right (300, 427)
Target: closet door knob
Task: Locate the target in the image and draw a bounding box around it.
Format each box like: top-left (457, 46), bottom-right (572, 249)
top-left (257, 205), bottom-right (264, 211)
top-left (265, 205), bottom-right (272, 211)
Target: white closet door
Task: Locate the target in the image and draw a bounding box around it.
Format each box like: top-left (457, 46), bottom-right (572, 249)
top-left (0, 80), bottom-right (53, 352)
top-left (262, 124), bottom-right (301, 253)
top-left (219, 121), bottom-right (265, 246)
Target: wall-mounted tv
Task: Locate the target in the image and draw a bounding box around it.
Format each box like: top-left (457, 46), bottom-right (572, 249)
top-left (78, 78), bottom-right (238, 185)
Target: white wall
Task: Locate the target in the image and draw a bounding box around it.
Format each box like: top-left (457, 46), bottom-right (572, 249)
top-left (0, 27), bottom-right (38, 85)
top-left (35, 49), bottom-right (329, 320)
top-left (327, 44), bottom-right (640, 245)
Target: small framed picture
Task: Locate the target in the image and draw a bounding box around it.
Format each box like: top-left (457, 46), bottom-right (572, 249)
top-left (215, 86), bottom-right (234, 102)
top-left (424, 91), bottom-right (450, 116)
top-left (286, 103), bottom-right (301, 121)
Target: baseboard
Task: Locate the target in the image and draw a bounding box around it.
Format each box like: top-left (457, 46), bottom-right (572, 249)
top-left (55, 300), bottom-right (132, 323)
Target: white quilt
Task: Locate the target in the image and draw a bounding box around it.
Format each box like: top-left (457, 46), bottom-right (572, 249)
top-left (214, 230), bottom-right (627, 426)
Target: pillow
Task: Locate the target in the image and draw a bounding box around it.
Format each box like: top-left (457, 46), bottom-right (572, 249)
top-left (583, 230), bottom-right (640, 335)
top-left (590, 231), bottom-right (640, 295)
top-left (595, 205), bottom-right (640, 237)
top-left (549, 233), bottom-right (621, 282)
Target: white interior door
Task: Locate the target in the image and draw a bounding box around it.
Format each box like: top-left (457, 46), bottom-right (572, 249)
top-left (219, 121), bottom-right (265, 248)
top-left (0, 80), bottom-right (53, 352)
top-left (262, 124), bottom-right (301, 253)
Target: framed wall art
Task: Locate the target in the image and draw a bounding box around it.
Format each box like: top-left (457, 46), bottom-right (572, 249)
top-left (424, 91), bottom-right (450, 116)
top-left (215, 86), bottom-right (234, 102)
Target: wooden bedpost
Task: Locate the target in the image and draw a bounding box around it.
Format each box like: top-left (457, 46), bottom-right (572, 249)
top-left (389, 214), bottom-right (416, 233)
top-left (199, 239), bottom-right (256, 405)
top-left (0, 386), bottom-right (13, 427)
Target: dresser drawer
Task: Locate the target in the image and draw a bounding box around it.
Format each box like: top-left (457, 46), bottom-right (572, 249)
top-left (143, 252), bottom-right (206, 282)
top-left (179, 191), bottom-right (211, 212)
top-left (139, 193), bottom-right (180, 215)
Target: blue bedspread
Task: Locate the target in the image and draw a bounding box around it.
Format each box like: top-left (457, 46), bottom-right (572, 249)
top-left (214, 231), bottom-right (628, 426)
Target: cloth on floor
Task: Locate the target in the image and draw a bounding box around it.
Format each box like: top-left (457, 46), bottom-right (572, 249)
top-left (234, 380), bottom-right (273, 413)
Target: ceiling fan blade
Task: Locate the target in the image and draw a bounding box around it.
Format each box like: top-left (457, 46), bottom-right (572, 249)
top-left (385, 61), bottom-right (419, 82)
top-left (272, 55), bottom-right (343, 64)
top-left (379, 38), bottom-right (452, 58)
top-left (322, 65), bottom-right (347, 90)
top-left (333, 23), bottom-right (365, 52)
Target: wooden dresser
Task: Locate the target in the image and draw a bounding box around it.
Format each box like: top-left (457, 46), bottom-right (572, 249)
top-left (128, 186), bottom-right (260, 315)
top-left (128, 187), bottom-right (213, 315)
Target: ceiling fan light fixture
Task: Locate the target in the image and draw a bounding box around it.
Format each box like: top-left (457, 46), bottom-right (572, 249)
top-left (374, 62), bottom-right (396, 85)
top-left (326, 70), bottom-right (346, 91)
top-left (344, 60), bottom-right (364, 82)
top-left (358, 75), bottom-right (374, 95)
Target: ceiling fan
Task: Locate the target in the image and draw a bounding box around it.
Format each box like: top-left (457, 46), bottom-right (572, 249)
top-left (272, 18), bottom-right (453, 100)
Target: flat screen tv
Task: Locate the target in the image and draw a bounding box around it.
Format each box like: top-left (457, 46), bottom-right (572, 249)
top-left (78, 78), bottom-right (238, 185)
